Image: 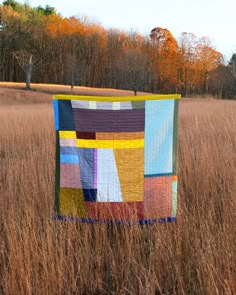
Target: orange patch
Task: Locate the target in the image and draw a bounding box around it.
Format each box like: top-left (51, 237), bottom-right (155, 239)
top-left (172, 175), bottom-right (178, 181)
top-left (144, 176), bottom-right (173, 219)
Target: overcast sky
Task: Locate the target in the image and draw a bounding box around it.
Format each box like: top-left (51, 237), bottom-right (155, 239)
top-left (7, 0), bottom-right (236, 60)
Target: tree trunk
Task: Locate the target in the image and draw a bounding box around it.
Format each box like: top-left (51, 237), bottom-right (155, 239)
top-left (25, 56), bottom-right (33, 90)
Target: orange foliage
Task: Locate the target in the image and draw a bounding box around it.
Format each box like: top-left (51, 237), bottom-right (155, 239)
top-left (44, 14), bottom-right (107, 48)
top-left (196, 44), bottom-right (223, 71)
top-left (0, 5), bottom-right (21, 22)
top-left (44, 14), bottom-right (77, 36)
top-left (150, 27), bottom-right (178, 55)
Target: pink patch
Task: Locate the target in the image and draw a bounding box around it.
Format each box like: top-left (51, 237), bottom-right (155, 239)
top-left (60, 139), bottom-right (77, 147)
top-left (60, 163), bottom-right (82, 188)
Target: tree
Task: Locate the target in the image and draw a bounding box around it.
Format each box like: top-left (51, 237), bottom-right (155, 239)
top-left (150, 27), bottom-right (178, 54)
top-left (228, 53), bottom-right (236, 79)
top-left (150, 27), bottom-right (178, 93)
top-left (14, 51), bottom-right (34, 89)
top-left (208, 65), bottom-right (236, 98)
top-left (177, 33), bottom-right (223, 95)
top-left (177, 32), bottom-right (198, 95)
top-left (195, 37), bottom-right (223, 93)
top-left (36, 5), bottom-right (56, 16)
top-left (3, 0), bottom-right (18, 10)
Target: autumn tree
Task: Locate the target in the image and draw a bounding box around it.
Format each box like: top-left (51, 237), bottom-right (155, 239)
top-left (177, 33), bottom-right (223, 95)
top-left (195, 37), bottom-right (223, 93)
top-left (177, 32), bottom-right (198, 95)
top-left (150, 27), bottom-right (178, 93)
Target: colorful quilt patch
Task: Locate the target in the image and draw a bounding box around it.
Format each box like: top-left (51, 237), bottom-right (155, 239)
top-left (53, 94), bottom-right (180, 224)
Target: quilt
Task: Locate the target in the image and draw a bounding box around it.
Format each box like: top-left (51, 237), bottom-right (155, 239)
top-left (52, 94), bottom-right (180, 224)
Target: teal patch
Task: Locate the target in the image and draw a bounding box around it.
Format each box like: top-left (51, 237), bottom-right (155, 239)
top-left (172, 180), bottom-right (178, 216)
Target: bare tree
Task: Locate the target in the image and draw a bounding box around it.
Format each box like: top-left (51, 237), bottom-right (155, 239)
top-left (13, 51), bottom-right (34, 89)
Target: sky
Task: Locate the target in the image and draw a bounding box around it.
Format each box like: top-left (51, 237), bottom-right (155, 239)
top-left (7, 0), bottom-right (236, 60)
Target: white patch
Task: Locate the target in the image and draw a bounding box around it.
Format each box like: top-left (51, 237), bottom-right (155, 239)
top-left (97, 149), bottom-right (123, 202)
top-left (89, 101), bottom-right (97, 109)
top-left (112, 102), bottom-right (120, 110)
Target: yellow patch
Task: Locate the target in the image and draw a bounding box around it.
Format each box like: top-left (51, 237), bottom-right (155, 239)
top-left (76, 139), bottom-right (144, 149)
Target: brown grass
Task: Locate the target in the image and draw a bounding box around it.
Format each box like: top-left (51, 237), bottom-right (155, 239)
top-left (0, 86), bottom-right (235, 294)
top-left (0, 82), bottom-right (150, 99)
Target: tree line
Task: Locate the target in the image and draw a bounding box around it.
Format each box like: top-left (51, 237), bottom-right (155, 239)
top-left (1, 0), bottom-right (236, 98)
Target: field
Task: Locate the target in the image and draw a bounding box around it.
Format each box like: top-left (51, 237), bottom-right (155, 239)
top-left (0, 84), bottom-right (235, 295)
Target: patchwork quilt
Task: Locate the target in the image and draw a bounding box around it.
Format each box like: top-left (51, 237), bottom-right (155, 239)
top-left (52, 94), bottom-right (180, 224)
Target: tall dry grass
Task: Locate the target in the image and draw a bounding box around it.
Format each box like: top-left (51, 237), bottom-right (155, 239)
top-left (0, 87), bottom-right (235, 294)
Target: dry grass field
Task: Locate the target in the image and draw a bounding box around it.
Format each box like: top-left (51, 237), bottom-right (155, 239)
top-left (0, 84), bottom-right (235, 295)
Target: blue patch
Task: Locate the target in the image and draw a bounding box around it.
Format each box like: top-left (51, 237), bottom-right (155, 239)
top-left (60, 154), bottom-right (79, 164)
top-left (83, 189), bottom-right (97, 202)
top-left (60, 147), bottom-right (79, 155)
top-left (78, 148), bottom-right (94, 189)
top-left (144, 100), bottom-right (174, 175)
top-left (53, 100), bottom-right (59, 130)
top-left (58, 100), bottom-right (75, 130)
